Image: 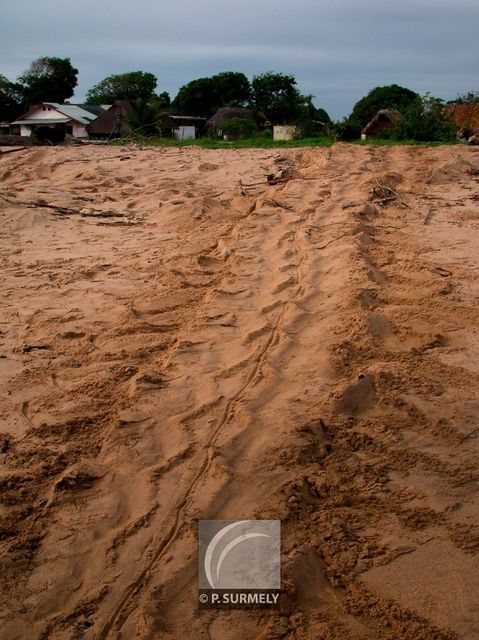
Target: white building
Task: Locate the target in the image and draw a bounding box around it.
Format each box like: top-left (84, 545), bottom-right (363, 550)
top-left (273, 125), bottom-right (297, 141)
top-left (12, 103), bottom-right (107, 139)
top-left (169, 115), bottom-right (206, 141)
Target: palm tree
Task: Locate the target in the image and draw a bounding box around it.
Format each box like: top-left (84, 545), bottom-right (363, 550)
top-left (127, 98), bottom-right (160, 137)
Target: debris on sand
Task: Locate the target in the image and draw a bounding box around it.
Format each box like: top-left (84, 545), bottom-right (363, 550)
top-left (371, 179), bottom-right (410, 208)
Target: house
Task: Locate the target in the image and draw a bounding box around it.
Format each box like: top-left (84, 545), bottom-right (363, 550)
top-left (273, 125), bottom-right (297, 141)
top-left (89, 106), bottom-right (207, 140)
top-left (11, 103), bottom-right (108, 141)
top-left (446, 103), bottom-right (479, 129)
top-left (167, 115), bottom-right (207, 140)
top-left (87, 101), bottom-right (132, 138)
top-left (361, 109), bottom-right (401, 140)
top-left (207, 107), bottom-right (255, 132)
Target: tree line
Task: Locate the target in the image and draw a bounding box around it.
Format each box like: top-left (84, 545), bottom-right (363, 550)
top-left (1, 56), bottom-right (478, 140)
top-left (0, 57), bottom-right (330, 133)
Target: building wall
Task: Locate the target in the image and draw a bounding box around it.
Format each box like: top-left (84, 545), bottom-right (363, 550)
top-left (273, 125), bottom-right (297, 141)
top-left (174, 126), bottom-right (196, 140)
top-left (72, 123), bottom-right (88, 138)
top-left (26, 106), bottom-right (67, 121)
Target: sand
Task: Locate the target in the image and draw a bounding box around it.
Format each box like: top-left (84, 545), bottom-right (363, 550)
top-left (0, 143), bottom-right (478, 640)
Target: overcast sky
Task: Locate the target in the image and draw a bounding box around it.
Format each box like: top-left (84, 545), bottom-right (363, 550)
top-left (1, 0), bottom-right (478, 118)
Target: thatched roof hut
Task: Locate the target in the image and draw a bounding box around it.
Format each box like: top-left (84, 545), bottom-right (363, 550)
top-left (87, 101), bottom-right (132, 138)
top-left (446, 103), bottom-right (479, 129)
top-left (361, 109), bottom-right (401, 139)
top-left (206, 107), bottom-right (255, 129)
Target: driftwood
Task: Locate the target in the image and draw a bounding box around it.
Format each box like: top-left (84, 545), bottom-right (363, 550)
top-left (260, 197), bottom-right (293, 211)
top-left (432, 266), bottom-right (452, 277)
top-left (22, 344), bottom-right (51, 353)
top-left (316, 233), bottom-right (350, 249)
top-left (460, 426), bottom-right (479, 443)
top-left (239, 166), bottom-right (302, 194)
top-left (1, 195), bottom-right (136, 223)
top-left (371, 181), bottom-right (410, 209)
top-left (0, 147), bottom-right (29, 157)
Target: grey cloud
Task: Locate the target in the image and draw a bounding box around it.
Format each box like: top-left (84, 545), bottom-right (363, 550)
top-left (1, 0), bottom-right (478, 118)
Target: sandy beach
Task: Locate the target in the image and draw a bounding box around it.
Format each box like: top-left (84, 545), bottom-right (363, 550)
top-left (1, 143), bottom-right (478, 639)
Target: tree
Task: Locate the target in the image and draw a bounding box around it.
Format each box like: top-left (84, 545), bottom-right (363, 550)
top-left (250, 72), bottom-right (304, 125)
top-left (211, 72), bottom-right (251, 107)
top-left (127, 98), bottom-right (160, 137)
top-left (454, 90), bottom-right (479, 104)
top-left (299, 95), bottom-right (331, 134)
top-left (86, 71), bottom-right (157, 105)
top-left (304, 96), bottom-right (331, 125)
top-left (153, 91), bottom-right (171, 111)
top-left (391, 93), bottom-right (455, 142)
top-left (18, 57), bottom-right (78, 106)
top-left (348, 84), bottom-right (419, 133)
top-left (172, 77), bottom-right (216, 117)
top-left (172, 72), bottom-right (251, 117)
top-left (0, 74), bottom-right (22, 121)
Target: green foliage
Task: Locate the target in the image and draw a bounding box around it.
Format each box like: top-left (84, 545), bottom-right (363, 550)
top-left (314, 106), bottom-right (332, 125)
top-left (127, 98), bottom-right (160, 137)
top-left (18, 57), bottom-right (78, 106)
top-left (296, 96), bottom-right (332, 136)
top-left (172, 72), bottom-right (251, 117)
top-left (332, 118), bottom-right (360, 141)
top-left (111, 133), bottom-right (333, 149)
top-left (172, 77), bottom-right (216, 117)
top-left (86, 71), bottom-right (157, 105)
top-left (0, 74), bottom-right (22, 120)
top-left (218, 117), bottom-right (257, 139)
top-left (153, 91), bottom-right (171, 111)
top-left (250, 71), bottom-right (304, 125)
top-left (211, 72), bottom-right (251, 107)
top-left (391, 94), bottom-right (456, 142)
top-left (346, 84), bottom-right (419, 137)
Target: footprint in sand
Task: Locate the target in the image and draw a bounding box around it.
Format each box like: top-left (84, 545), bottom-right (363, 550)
top-left (337, 373), bottom-right (375, 415)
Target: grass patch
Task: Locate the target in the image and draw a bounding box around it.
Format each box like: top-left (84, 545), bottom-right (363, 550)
top-left (106, 136), bottom-right (459, 149)
top-left (109, 136), bottom-right (333, 149)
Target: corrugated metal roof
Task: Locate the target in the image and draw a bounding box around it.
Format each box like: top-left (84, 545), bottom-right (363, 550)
top-left (45, 103), bottom-right (98, 124)
top-left (78, 104), bottom-right (108, 117)
top-left (13, 118), bottom-right (70, 125)
top-left (169, 115), bottom-right (207, 121)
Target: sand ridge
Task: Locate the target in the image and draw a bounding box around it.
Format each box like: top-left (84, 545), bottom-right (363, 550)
top-left (0, 143), bottom-right (478, 639)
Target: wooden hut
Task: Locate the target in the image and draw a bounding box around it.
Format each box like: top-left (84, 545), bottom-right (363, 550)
top-left (446, 103), bottom-right (479, 129)
top-left (207, 107), bottom-right (255, 130)
top-left (86, 101), bottom-right (132, 139)
top-left (361, 109), bottom-right (401, 140)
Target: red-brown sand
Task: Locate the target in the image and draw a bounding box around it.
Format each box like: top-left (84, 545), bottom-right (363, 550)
top-left (0, 143), bottom-right (478, 639)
